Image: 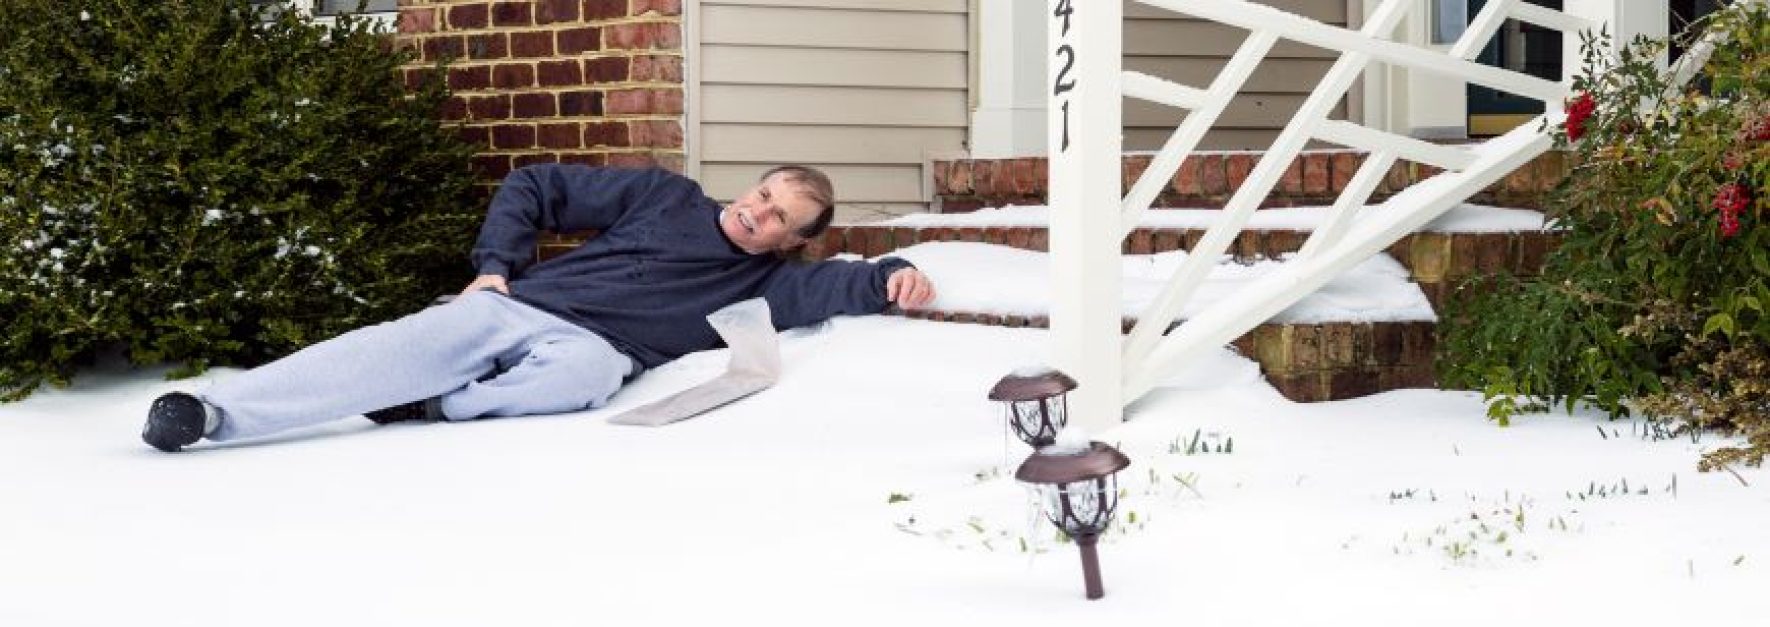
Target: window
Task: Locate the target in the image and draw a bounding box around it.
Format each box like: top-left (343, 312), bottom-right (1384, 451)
top-left (251, 0), bottom-right (396, 28)
top-left (1431, 0), bottom-right (1468, 45)
top-left (317, 0), bottom-right (397, 15)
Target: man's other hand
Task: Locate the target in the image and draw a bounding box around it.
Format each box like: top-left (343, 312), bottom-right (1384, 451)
top-left (460, 274), bottom-right (510, 297)
top-left (885, 268), bottom-right (935, 309)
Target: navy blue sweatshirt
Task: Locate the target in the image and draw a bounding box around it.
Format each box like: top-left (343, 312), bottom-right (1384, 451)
top-left (472, 165), bottom-right (913, 370)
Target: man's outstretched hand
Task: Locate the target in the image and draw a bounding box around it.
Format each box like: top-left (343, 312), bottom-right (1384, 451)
top-left (460, 274), bottom-right (510, 297)
top-left (886, 268), bottom-right (935, 309)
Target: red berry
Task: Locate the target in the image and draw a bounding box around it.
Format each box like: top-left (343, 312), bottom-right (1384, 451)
top-left (1714, 183), bottom-right (1751, 238)
top-left (1714, 183), bottom-right (1751, 214)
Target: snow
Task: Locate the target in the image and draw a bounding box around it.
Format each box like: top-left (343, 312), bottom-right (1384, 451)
top-left (885, 241), bottom-right (1436, 323)
top-left (1047, 425), bottom-right (1092, 455)
top-left (878, 203), bottom-right (1548, 233)
top-left (1, 316), bottom-right (1766, 627)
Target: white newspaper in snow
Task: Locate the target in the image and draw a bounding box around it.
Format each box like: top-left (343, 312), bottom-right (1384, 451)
top-left (606, 298), bottom-right (780, 427)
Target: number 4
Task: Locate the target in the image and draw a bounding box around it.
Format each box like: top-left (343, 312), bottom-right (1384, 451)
top-left (1053, 0), bottom-right (1072, 36)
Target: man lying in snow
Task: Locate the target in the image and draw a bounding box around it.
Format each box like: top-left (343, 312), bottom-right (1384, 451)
top-left (140, 164), bottom-right (936, 452)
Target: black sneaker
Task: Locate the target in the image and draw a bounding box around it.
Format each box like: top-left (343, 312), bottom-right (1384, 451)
top-left (142, 392), bottom-right (212, 453)
top-left (364, 397), bottom-right (441, 425)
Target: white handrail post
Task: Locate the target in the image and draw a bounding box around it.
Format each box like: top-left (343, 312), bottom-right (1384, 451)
top-left (1562, 0), bottom-right (1668, 82)
top-left (1047, 0), bottom-right (1123, 432)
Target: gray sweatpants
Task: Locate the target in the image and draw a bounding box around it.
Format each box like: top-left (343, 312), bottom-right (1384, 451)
top-left (201, 289), bottom-right (635, 442)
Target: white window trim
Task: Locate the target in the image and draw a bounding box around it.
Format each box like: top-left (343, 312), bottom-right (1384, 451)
top-left (283, 0), bottom-right (397, 30)
top-left (684, 0), bottom-right (703, 180)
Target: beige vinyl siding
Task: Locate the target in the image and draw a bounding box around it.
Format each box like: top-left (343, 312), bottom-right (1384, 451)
top-left (1125, 0), bottom-right (1349, 150)
top-left (700, 125), bottom-right (965, 164)
top-left (701, 85), bottom-right (967, 127)
top-left (696, 1), bottom-right (968, 222)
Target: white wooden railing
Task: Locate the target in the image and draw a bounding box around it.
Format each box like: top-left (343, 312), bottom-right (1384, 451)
top-left (1047, 0), bottom-right (1703, 432)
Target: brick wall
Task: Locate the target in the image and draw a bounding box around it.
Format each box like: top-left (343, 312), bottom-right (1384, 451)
top-left (395, 0), bottom-right (685, 184)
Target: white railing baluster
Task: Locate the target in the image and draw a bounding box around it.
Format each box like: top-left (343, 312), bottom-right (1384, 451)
top-left (1452, 0), bottom-right (1517, 61)
top-left (1660, 0), bottom-right (1765, 100)
top-left (1294, 150), bottom-right (1396, 261)
top-left (1118, 31), bottom-right (1277, 238)
top-left (1509, 2), bottom-right (1597, 34)
top-left (1313, 120), bottom-right (1476, 171)
top-left (1121, 71), bottom-right (1210, 110)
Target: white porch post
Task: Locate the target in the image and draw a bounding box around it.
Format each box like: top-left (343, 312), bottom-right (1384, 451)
top-left (1047, 0), bottom-right (1123, 432)
top-left (971, 0), bottom-right (1049, 158)
top-left (1562, 0), bottom-right (1669, 81)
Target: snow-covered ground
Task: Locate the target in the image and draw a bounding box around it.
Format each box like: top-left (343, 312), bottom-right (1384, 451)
top-left (1, 316), bottom-right (1765, 627)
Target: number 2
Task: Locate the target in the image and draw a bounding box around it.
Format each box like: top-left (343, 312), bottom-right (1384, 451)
top-left (1052, 45), bottom-right (1075, 96)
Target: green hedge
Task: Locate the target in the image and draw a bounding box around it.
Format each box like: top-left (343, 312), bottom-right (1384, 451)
top-left (0, 0), bottom-right (481, 400)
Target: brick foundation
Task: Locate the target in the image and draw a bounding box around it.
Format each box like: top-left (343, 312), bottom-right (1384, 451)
top-left (893, 309), bottom-right (1437, 402)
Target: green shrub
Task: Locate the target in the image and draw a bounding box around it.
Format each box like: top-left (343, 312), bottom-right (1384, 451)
top-left (1439, 4), bottom-right (1770, 470)
top-left (0, 0), bottom-right (480, 400)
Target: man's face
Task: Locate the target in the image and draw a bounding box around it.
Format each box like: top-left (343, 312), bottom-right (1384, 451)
top-left (721, 173), bottom-right (823, 254)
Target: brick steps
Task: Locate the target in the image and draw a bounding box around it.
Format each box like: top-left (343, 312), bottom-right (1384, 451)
top-left (808, 146), bottom-right (1573, 403)
top-left (930, 149), bottom-right (1569, 212)
top-left (825, 221), bottom-right (1548, 400)
top-left (883, 308), bottom-right (1435, 402)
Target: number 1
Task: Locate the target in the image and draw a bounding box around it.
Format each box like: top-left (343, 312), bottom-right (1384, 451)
top-left (1060, 101), bottom-right (1071, 152)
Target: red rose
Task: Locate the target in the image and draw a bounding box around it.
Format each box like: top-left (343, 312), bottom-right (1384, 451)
top-left (1565, 92), bottom-right (1597, 142)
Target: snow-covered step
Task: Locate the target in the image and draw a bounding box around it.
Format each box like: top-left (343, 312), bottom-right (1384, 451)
top-left (808, 204), bottom-right (1560, 309)
top-left (883, 241), bottom-right (1435, 325)
top-left (865, 241), bottom-right (1438, 402)
top-left (876, 202), bottom-right (1546, 232)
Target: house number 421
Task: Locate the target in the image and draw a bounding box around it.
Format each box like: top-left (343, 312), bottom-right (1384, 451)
top-left (1052, 0), bottom-right (1076, 152)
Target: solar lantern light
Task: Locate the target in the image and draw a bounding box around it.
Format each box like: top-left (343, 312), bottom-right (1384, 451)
top-left (987, 367), bottom-right (1077, 448)
top-left (1016, 435), bottom-right (1131, 600)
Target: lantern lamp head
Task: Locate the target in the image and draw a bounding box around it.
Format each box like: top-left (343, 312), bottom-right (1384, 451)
top-left (1015, 441), bottom-right (1131, 538)
top-left (987, 367), bottom-right (1078, 448)
top-left (1014, 440), bottom-right (1131, 600)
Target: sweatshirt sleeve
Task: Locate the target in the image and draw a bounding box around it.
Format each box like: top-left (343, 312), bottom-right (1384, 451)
top-left (759, 256), bottom-right (915, 330)
top-left (471, 165), bottom-right (666, 278)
